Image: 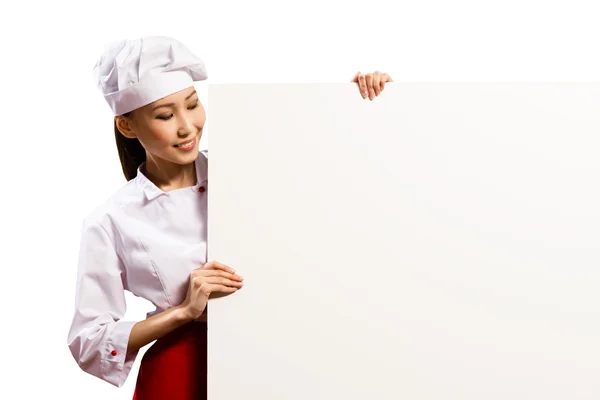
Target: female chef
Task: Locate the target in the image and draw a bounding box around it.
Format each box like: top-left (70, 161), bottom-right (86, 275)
top-left (66, 36), bottom-right (392, 400)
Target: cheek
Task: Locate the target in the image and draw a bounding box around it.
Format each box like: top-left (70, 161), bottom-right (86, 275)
top-left (193, 107), bottom-right (207, 129)
top-left (138, 123), bottom-right (174, 147)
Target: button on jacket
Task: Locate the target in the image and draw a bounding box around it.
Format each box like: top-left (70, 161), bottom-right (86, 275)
top-left (67, 149), bottom-right (209, 387)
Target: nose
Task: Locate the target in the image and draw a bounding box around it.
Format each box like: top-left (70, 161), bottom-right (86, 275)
top-left (177, 115), bottom-right (195, 137)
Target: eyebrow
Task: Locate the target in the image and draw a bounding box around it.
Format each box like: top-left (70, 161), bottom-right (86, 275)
top-left (151, 90), bottom-right (198, 111)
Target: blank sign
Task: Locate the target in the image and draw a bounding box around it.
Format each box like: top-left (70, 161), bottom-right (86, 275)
top-left (207, 83), bottom-right (600, 399)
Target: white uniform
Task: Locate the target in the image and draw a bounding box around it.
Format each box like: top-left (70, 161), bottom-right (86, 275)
top-left (67, 149), bottom-right (208, 387)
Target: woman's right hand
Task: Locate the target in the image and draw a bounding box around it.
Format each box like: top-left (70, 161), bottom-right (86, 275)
top-left (180, 260), bottom-right (244, 320)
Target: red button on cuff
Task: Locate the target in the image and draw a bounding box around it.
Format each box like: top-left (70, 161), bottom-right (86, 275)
top-left (198, 186), bottom-right (206, 193)
top-left (111, 350), bottom-right (118, 356)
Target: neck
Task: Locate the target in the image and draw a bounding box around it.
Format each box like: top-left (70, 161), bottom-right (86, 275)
top-left (143, 154), bottom-right (197, 192)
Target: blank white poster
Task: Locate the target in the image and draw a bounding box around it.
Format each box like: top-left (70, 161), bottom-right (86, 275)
top-left (206, 83), bottom-right (600, 399)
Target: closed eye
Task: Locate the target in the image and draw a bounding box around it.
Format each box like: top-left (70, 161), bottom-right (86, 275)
top-left (157, 101), bottom-right (200, 120)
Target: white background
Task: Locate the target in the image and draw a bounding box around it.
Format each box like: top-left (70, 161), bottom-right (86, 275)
top-left (1, 0), bottom-right (599, 398)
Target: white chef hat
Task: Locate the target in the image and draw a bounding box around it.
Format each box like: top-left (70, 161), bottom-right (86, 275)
top-left (93, 36), bottom-right (208, 116)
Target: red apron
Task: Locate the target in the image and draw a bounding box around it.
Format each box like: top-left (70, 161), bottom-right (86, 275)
top-left (132, 321), bottom-right (207, 400)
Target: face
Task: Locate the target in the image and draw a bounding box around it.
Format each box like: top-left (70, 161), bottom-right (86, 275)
top-left (116, 86), bottom-right (205, 166)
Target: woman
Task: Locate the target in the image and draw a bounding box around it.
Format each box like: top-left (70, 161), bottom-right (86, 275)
top-left (67, 36), bottom-right (392, 400)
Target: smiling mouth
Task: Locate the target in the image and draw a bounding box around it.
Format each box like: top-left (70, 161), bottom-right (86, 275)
top-left (175, 138), bottom-right (195, 149)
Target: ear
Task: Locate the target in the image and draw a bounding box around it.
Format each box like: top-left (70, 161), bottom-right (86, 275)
top-left (115, 115), bottom-right (137, 139)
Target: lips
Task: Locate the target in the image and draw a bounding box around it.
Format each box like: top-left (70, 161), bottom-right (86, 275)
top-left (175, 137), bottom-right (195, 150)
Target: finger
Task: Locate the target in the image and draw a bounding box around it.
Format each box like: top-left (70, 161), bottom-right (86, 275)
top-left (351, 71), bottom-right (361, 82)
top-left (196, 270), bottom-right (244, 281)
top-left (204, 276), bottom-right (245, 288)
top-left (366, 73), bottom-right (374, 100)
top-left (379, 73), bottom-right (392, 92)
top-left (219, 271), bottom-right (243, 281)
top-left (384, 72), bottom-right (392, 85)
top-left (192, 277), bottom-right (238, 296)
top-left (383, 72), bottom-right (393, 84)
top-left (202, 260), bottom-right (236, 273)
top-left (204, 284), bottom-right (238, 295)
top-left (357, 74), bottom-right (368, 99)
top-left (191, 276), bottom-right (205, 289)
top-left (372, 71), bottom-right (382, 96)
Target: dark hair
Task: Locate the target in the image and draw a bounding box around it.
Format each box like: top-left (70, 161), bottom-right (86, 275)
top-left (114, 111), bottom-right (146, 181)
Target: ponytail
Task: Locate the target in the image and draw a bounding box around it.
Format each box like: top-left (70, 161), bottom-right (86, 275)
top-left (114, 111), bottom-right (146, 181)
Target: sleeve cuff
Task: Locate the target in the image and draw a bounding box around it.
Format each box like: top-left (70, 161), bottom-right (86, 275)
top-left (101, 320), bottom-right (138, 387)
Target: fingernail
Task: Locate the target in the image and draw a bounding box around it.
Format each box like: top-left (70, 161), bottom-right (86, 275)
top-left (362, 91), bottom-right (368, 98)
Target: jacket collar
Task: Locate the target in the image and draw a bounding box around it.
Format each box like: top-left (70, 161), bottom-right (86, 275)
top-left (136, 152), bottom-right (207, 201)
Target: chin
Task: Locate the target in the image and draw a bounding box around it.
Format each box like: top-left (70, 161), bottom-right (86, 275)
top-left (176, 149), bottom-right (199, 164)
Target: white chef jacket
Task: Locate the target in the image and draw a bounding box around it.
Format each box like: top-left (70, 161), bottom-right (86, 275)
top-left (67, 149), bottom-right (209, 388)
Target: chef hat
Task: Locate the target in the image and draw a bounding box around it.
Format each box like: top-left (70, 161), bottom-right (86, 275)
top-left (93, 36), bottom-right (208, 116)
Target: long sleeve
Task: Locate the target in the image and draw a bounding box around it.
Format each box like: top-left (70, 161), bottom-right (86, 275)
top-left (67, 216), bottom-right (138, 387)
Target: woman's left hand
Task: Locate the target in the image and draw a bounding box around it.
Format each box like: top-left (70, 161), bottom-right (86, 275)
top-left (352, 71), bottom-right (393, 100)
